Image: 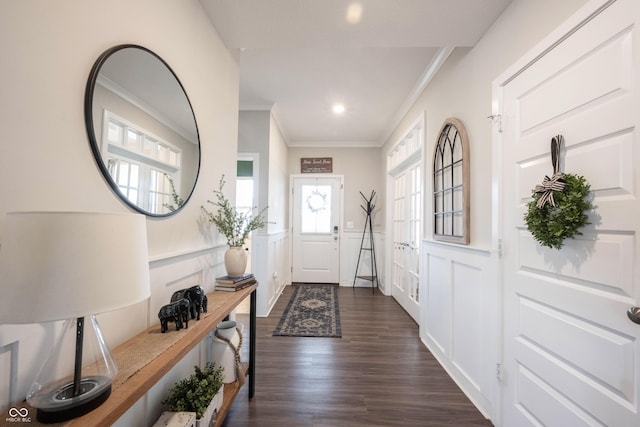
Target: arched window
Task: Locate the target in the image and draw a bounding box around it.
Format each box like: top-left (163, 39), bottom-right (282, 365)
top-left (432, 118), bottom-right (470, 244)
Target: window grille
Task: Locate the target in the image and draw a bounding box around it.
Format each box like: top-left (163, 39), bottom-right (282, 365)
top-left (432, 118), bottom-right (470, 244)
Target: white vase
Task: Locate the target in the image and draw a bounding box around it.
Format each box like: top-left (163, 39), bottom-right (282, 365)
top-left (210, 320), bottom-right (244, 383)
top-left (224, 246), bottom-right (247, 278)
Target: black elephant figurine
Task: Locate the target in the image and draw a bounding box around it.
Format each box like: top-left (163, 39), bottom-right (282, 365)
top-left (175, 297), bottom-right (190, 328)
top-left (171, 289), bottom-right (191, 315)
top-left (187, 285), bottom-right (207, 320)
top-left (171, 285), bottom-right (208, 321)
top-left (158, 299), bottom-right (188, 333)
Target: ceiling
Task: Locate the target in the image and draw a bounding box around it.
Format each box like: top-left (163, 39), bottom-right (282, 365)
top-left (200, 0), bottom-right (513, 147)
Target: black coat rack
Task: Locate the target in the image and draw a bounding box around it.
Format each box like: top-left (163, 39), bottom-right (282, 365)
top-left (353, 190), bottom-right (379, 294)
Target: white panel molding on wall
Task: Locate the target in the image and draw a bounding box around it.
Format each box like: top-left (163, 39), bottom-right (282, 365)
top-left (148, 245), bottom-right (227, 321)
top-left (421, 240), bottom-right (500, 421)
top-left (0, 341), bottom-right (19, 407)
top-left (253, 230), bottom-right (289, 317)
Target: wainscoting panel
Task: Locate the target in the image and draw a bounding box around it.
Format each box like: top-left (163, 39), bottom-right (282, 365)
top-left (148, 245), bottom-right (226, 327)
top-left (425, 253), bottom-right (451, 355)
top-left (422, 241), bottom-right (499, 420)
top-left (0, 341), bottom-right (18, 407)
top-left (451, 261), bottom-right (485, 392)
top-left (253, 230), bottom-right (289, 317)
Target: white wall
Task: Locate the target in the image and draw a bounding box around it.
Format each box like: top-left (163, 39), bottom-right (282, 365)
top-left (237, 110), bottom-right (291, 233)
top-left (238, 110), bottom-right (271, 218)
top-left (287, 147), bottom-right (384, 233)
top-left (238, 110), bottom-right (289, 315)
top-left (268, 115), bottom-right (290, 234)
top-left (0, 1), bottom-right (239, 424)
top-left (287, 147), bottom-right (385, 287)
top-left (381, 0), bottom-right (589, 422)
top-left (259, 114), bottom-right (289, 314)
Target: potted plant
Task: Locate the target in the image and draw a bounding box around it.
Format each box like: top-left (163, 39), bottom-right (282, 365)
top-left (162, 363), bottom-right (225, 427)
top-left (201, 175), bottom-right (267, 277)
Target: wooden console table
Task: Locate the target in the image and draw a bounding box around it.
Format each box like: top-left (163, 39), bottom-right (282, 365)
top-left (2, 284), bottom-right (257, 427)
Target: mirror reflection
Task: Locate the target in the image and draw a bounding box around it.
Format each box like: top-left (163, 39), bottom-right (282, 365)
top-left (85, 45), bottom-right (200, 216)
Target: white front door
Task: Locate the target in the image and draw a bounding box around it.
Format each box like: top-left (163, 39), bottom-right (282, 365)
top-left (391, 163), bottom-right (421, 321)
top-left (498, 0), bottom-right (640, 425)
top-left (291, 176), bottom-right (341, 283)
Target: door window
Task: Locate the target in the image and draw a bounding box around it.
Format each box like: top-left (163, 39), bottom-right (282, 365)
top-left (301, 184), bottom-right (332, 233)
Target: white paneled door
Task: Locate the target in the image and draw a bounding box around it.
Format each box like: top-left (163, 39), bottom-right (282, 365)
top-left (498, 0), bottom-right (640, 425)
top-left (291, 176), bottom-right (342, 284)
top-left (391, 163), bottom-right (421, 322)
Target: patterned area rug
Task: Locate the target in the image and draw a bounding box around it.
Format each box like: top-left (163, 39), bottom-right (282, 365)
top-left (273, 284), bottom-right (342, 338)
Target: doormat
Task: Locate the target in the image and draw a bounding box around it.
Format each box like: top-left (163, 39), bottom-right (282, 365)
top-left (273, 284), bottom-right (342, 338)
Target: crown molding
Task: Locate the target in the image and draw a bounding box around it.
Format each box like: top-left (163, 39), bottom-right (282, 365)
top-left (378, 46), bottom-right (454, 147)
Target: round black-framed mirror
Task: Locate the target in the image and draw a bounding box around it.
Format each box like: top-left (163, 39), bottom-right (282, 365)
top-left (85, 44), bottom-right (200, 217)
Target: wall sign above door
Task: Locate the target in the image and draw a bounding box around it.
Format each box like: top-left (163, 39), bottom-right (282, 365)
top-left (301, 157), bottom-right (333, 173)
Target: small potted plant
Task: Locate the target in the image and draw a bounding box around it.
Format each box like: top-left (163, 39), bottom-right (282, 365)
top-left (201, 175), bottom-right (267, 277)
top-left (162, 363), bottom-right (225, 426)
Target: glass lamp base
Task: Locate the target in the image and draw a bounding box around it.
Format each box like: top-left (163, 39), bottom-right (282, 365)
top-left (34, 375), bottom-right (112, 423)
top-left (27, 316), bottom-right (117, 423)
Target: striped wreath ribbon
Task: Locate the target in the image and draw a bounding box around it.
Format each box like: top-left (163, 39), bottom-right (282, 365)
top-left (534, 135), bottom-right (565, 208)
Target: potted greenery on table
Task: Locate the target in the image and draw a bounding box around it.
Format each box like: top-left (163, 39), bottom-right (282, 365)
top-left (201, 175), bottom-right (267, 278)
top-left (162, 363), bottom-right (225, 427)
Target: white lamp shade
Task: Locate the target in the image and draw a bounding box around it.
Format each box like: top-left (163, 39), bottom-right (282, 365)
top-left (0, 211), bottom-right (151, 324)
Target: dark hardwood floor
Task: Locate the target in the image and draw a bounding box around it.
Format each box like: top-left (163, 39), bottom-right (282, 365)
top-left (222, 285), bottom-right (493, 427)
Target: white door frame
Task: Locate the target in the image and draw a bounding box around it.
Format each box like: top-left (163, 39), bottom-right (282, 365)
top-left (289, 174), bottom-right (344, 284)
top-left (385, 115), bottom-right (425, 313)
top-left (389, 164), bottom-right (422, 322)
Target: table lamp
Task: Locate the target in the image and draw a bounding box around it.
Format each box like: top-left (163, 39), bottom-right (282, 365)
top-left (0, 211), bottom-right (151, 423)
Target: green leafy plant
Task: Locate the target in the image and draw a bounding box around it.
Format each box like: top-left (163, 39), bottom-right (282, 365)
top-left (162, 363), bottom-right (224, 419)
top-left (201, 175), bottom-right (267, 247)
top-left (524, 173), bottom-right (593, 249)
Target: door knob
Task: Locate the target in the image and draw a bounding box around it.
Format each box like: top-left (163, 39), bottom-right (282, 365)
top-left (627, 307), bottom-right (640, 324)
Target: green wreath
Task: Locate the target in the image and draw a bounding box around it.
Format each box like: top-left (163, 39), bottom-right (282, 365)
top-left (524, 172), bottom-right (592, 250)
top-left (523, 135), bottom-right (593, 250)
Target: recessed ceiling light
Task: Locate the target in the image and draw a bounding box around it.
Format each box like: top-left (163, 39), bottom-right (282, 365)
top-left (332, 103), bottom-right (346, 114)
top-left (346, 3), bottom-right (363, 24)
